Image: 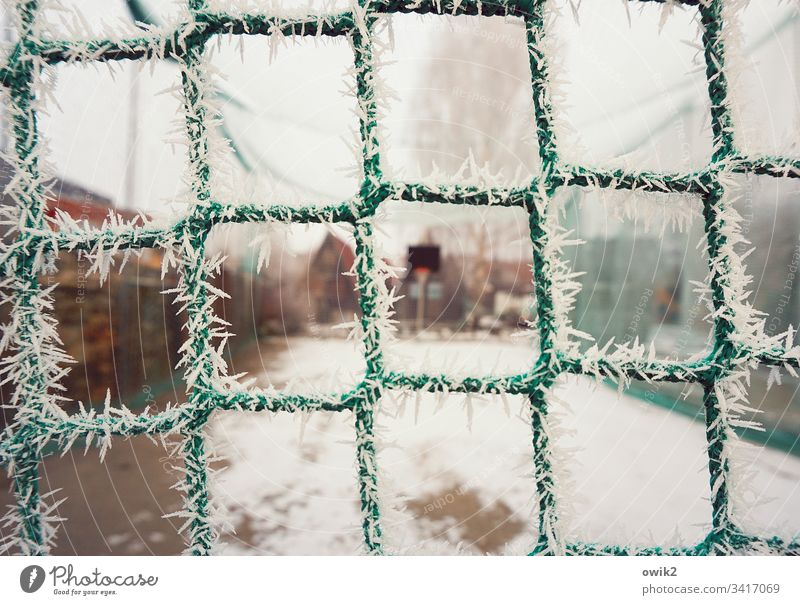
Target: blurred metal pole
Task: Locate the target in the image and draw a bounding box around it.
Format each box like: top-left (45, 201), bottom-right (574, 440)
top-left (124, 63), bottom-right (139, 209)
top-left (415, 270), bottom-right (428, 333)
top-left (795, 9), bottom-right (799, 107)
top-left (793, 15), bottom-right (800, 334)
top-left (0, 7), bottom-right (10, 154)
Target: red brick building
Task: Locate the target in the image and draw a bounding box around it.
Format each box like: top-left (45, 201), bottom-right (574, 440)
top-left (0, 159), bottom-right (183, 427)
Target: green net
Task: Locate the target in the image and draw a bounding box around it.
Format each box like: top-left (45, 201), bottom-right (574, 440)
top-left (1, 0), bottom-right (798, 556)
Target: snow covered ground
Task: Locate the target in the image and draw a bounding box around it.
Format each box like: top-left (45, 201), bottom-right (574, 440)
top-left (209, 336), bottom-right (800, 555)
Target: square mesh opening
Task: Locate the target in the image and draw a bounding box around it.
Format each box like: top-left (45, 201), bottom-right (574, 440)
top-left (12, 244), bottom-right (183, 421)
top-left (37, 60), bottom-right (187, 215)
top-left (549, 0), bottom-right (712, 172)
top-left (376, 13), bottom-right (539, 185)
top-left (556, 376), bottom-right (713, 548)
top-left (729, 0), bottom-right (799, 156)
top-left (0, 435), bottom-right (185, 554)
top-left (205, 34), bottom-right (361, 206)
top-left (376, 393), bottom-right (536, 554)
top-left (207, 222), bottom-right (366, 395)
top-left (210, 410), bottom-right (362, 554)
top-left (557, 186), bottom-right (714, 361)
top-left (374, 199), bottom-right (537, 377)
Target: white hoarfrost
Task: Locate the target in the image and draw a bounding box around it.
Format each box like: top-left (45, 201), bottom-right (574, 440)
top-left (1, 0), bottom-right (798, 556)
top-left (208, 337), bottom-right (800, 554)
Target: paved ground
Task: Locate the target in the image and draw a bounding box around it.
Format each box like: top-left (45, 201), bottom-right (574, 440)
top-left (0, 338), bottom-right (281, 555)
top-left (1, 335), bottom-right (798, 555)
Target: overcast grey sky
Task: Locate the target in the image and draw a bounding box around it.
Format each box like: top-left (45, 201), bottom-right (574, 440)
top-left (0, 0), bottom-right (797, 220)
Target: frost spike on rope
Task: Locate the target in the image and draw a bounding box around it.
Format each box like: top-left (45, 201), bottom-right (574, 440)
top-left (0, 0), bottom-right (798, 556)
